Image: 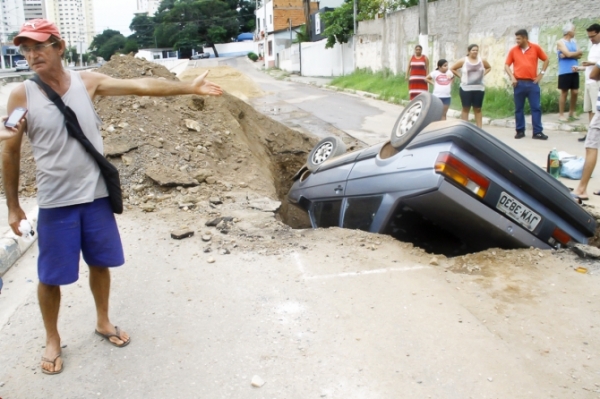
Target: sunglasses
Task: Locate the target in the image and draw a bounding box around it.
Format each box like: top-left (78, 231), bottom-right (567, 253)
top-left (18, 42), bottom-right (55, 55)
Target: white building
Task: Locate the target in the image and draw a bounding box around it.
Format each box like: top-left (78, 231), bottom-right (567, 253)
top-left (45, 0), bottom-right (95, 52)
top-left (0, 0), bottom-right (26, 43)
top-left (135, 0), bottom-right (159, 15)
top-left (24, 0), bottom-right (46, 21)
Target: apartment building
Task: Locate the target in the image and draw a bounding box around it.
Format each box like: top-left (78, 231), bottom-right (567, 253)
top-left (24, 0), bottom-right (45, 20)
top-left (136, 0), bottom-right (159, 15)
top-left (45, 0), bottom-right (95, 51)
top-left (0, 0), bottom-right (25, 43)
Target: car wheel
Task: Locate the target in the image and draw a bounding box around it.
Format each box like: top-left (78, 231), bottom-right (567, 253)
top-left (390, 92), bottom-right (443, 150)
top-left (306, 136), bottom-right (346, 172)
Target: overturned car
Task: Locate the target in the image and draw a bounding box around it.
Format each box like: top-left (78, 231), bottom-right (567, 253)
top-left (288, 93), bottom-right (596, 254)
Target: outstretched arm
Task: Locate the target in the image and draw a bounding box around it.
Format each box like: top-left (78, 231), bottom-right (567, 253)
top-left (82, 70), bottom-right (223, 100)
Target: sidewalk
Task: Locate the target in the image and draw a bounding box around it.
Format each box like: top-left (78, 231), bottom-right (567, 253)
top-left (0, 198), bottom-right (38, 276)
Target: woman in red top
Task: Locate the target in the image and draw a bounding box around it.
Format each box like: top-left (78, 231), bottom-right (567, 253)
top-left (406, 45), bottom-right (429, 100)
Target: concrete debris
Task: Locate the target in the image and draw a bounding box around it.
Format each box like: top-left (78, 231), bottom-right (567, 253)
top-left (251, 375), bottom-right (265, 387)
top-left (104, 137), bottom-right (138, 157)
top-left (429, 257), bottom-right (439, 266)
top-left (248, 197), bottom-right (281, 212)
top-left (139, 203), bottom-right (156, 212)
top-left (201, 235), bottom-right (212, 242)
top-left (185, 119), bottom-right (201, 132)
top-left (207, 257), bottom-right (215, 263)
top-left (571, 244), bottom-right (600, 259)
top-left (205, 217), bottom-right (233, 227)
top-left (209, 197), bottom-right (223, 205)
top-left (171, 229), bottom-right (194, 240)
top-left (145, 166), bottom-right (199, 187)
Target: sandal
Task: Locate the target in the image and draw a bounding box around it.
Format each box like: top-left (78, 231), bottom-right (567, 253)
top-left (95, 326), bottom-right (131, 348)
top-left (41, 353), bottom-right (63, 375)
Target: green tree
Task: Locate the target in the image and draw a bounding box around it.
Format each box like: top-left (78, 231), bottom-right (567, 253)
top-left (97, 34), bottom-right (127, 60)
top-left (293, 25), bottom-right (310, 43)
top-left (129, 14), bottom-right (155, 48)
top-left (123, 39), bottom-right (139, 54)
top-left (238, 0), bottom-right (256, 32)
top-left (322, 1), bottom-right (354, 48)
top-left (66, 45), bottom-right (79, 64)
top-left (153, 0), bottom-right (239, 57)
top-left (89, 29), bottom-right (122, 53)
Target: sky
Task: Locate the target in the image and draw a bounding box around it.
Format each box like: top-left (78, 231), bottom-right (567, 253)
top-left (93, 0), bottom-right (139, 37)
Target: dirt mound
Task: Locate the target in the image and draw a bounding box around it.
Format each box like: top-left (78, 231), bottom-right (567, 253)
top-left (1, 55), bottom-right (316, 229)
top-left (97, 53), bottom-right (178, 80)
top-left (179, 65), bottom-right (264, 101)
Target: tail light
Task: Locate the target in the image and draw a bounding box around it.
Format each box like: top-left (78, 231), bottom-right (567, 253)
top-left (435, 152), bottom-right (490, 198)
top-left (551, 227), bottom-right (572, 245)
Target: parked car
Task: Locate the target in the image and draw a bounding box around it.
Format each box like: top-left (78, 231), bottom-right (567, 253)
top-left (14, 60), bottom-right (29, 72)
top-left (288, 93), bottom-right (596, 253)
top-left (191, 53), bottom-right (210, 60)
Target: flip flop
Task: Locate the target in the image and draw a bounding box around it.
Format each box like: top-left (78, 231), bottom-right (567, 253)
top-left (570, 193), bottom-right (583, 204)
top-left (41, 353), bottom-right (63, 375)
top-left (594, 190), bottom-right (600, 196)
top-left (95, 326), bottom-right (131, 348)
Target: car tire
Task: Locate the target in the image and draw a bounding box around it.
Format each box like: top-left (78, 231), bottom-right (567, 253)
top-left (306, 136), bottom-right (346, 172)
top-left (390, 92), bottom-right (443, 150)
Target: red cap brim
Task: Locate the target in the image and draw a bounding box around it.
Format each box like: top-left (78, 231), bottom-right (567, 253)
top-left (14, 32), bottom-right (52, 46)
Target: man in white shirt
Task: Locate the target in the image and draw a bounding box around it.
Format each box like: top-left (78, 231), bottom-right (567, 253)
top-left (574, 23), bottom-right (600, 141)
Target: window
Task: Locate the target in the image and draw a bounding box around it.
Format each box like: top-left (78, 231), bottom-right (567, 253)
top-left (268, 40), bottom-right (272, 56)
top-left (315, 14), bottom-right (321, 35)
top-left (342, 196), bottom-right (383, 231)
top-left (312, 200), bottom-right (342, 228)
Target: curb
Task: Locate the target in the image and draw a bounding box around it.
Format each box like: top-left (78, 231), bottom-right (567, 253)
top-left (283, 78), bottom-right (587, 134)
top-left (0, 206), bottom-right (39, 277)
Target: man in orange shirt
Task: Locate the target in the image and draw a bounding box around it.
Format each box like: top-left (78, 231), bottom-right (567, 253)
top-left (504, 29), bottom-right (550, 140)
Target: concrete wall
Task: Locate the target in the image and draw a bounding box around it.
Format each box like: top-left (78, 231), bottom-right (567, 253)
top-left (301, 38), bottom-right (354, 77)
top-left (203, 42), bottom-right (256, 58)
top-left (355, 0), bottom-right (600, 88)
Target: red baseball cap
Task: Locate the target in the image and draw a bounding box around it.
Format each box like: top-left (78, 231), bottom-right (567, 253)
top-left (13, 19), bottom-right (62, 46)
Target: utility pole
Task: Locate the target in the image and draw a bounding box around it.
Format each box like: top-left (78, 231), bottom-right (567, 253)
top-left (418, 0), bottom-right (429, 58)
top-left (353, 0), bottom-right (357, 34)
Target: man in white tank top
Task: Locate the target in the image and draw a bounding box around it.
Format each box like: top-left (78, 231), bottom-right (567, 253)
top-left (2, 19), bottom-right (223, 375)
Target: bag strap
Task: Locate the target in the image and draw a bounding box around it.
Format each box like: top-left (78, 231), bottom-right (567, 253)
top-left (30, 74), bottom-right (105, 163)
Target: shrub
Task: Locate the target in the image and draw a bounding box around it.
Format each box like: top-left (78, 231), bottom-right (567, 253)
top-left (247, 52), bottom-right (258, 62)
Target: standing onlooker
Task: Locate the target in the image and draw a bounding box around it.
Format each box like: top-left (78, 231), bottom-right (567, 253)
top-left (572, 62), bottom-right (600, 201)
top-left (504, 29), bottom-right (549, 140)
top-left (573, 23), bottom-right (600, 142)
top-left (425, 59), bottom-right (454, 120)
top-left (557, 23), bottom-right (582, 122)
top-left (450, 44), bottom-right (492, 128)
top-left (406, 45), bottom-right (429, 100)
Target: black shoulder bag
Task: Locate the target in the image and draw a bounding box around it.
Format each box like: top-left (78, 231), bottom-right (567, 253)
top-left (31, 75), bottom-right (123, 214)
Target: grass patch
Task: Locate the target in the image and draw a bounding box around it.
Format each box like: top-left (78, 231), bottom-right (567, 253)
top-left (331, 69), bottom-right (408, 104)
top-left (332, 69), bottom-right (584, 119)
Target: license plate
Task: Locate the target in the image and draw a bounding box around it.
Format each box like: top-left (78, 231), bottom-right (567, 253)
top-left (496, 192), bottom-right (541, 231)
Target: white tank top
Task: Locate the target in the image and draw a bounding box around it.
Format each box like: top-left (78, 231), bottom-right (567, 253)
top-left (460, 56), bottom-right (485, 91)
top-left (25, 70), bottom-right (107, 208)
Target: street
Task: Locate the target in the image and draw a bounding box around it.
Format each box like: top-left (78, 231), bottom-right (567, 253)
top-left (0, 58), bottom-right (599, 398)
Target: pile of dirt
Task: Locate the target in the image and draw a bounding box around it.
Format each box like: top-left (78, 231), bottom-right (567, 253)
top-left (2, 54), bottom-right (320, 232)
top-left (179, 65), bottom-right (265, 101)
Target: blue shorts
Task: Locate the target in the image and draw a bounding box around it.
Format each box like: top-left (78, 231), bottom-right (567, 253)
top-left (37, 197), bottom-right (124, 285)
top-left (438, 97), bottom-right (451, 105)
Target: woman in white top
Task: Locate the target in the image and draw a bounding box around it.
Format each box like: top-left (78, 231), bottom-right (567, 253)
top-left (425, 59), bottom-right (454, 120)
top-left (450, 44), bottom-right (492, 128)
